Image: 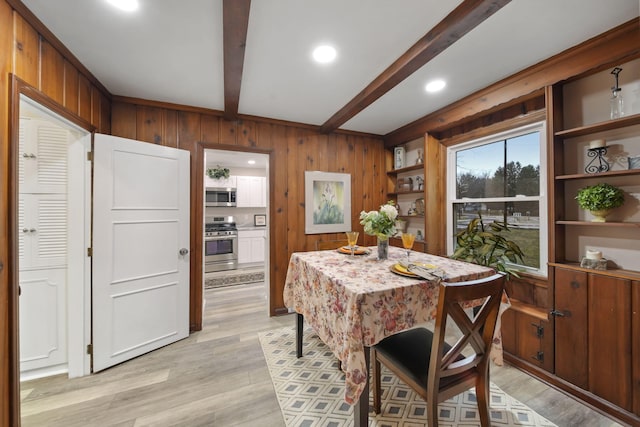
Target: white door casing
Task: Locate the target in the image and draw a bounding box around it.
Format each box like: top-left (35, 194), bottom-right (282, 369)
top-left (92, 134), bottom-right (190, 372)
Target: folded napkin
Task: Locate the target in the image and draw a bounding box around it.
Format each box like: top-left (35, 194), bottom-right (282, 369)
top-left (400, 262), bottom-right (446, 281)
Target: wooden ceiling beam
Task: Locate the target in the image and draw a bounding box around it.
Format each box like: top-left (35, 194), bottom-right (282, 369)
top-left (319, 0), bottom-right (511, 134)
top-left (222, 0), bottom-right (251, 121)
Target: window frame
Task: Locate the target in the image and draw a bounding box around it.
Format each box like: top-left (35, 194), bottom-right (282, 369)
top-left (446, 121), bottom-right (548, 277)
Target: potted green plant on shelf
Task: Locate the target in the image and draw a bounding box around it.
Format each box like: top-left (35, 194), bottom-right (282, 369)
top-left (575, 182), bottom-right (625, 222)
top-left (206, 165), bottom-right (230, 180)
top-left (450, 212), bottom-right (525, 278)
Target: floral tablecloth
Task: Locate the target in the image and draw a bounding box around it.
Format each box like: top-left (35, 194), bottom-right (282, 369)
top-left (283, 246), bottom-right (495, 405)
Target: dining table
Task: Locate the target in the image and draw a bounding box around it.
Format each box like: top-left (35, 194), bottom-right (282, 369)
top-left (283, 244), bottom-right (496, 426)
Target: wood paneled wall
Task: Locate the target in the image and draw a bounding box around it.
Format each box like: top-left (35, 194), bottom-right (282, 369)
top-left (111, 101), bottom-right (389, 326)
top-left (1, 1), bottom-right (112, 423)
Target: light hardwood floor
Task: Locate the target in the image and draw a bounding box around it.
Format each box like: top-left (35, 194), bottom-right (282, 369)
top-left (21, 282), bottom-right (622, 426)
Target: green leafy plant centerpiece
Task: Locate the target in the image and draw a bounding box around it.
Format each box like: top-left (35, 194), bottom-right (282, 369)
top-left (575, 182), bottom-right (624, 222)
top-left (450, 212), bottom-right (525, 277)
top-left (207, 165), bottom-right (230, 180)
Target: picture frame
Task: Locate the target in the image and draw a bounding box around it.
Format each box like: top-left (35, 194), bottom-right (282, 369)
top-left (628, 155), bottom-right (640, 170)
top-left (305, 171), bottom-right (351, 234)
top-left (254, 214), bottom-right (266, 226)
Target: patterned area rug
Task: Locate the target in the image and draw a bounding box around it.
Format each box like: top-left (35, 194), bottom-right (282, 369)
top-left (259, 326), bottom-right (557, 427)
top-left (204, 268), bottom-right (265, 289)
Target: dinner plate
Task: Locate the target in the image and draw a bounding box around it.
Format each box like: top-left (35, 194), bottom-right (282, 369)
top-left (337, 246), bottom-right (369, 255)
top-left (389, 262), bottom-right (437, 278)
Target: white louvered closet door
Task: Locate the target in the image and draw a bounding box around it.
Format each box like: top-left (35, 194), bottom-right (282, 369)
top-left (19, 117), bottom-right (70, 375)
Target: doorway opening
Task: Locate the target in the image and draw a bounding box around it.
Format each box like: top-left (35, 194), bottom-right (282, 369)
top-left (202, 149), bottom-right (269, 298)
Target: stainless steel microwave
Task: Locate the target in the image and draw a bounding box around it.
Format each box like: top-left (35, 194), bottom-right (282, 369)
top-left (206, 188), bottom-right (237, 207)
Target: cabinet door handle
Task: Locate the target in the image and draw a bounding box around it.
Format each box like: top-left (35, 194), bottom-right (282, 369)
top-left (179, 248), bottom-right (189, 256)
top-left (22, 228), bottom-right (29, 233)
top-left (550, 309), bottom-right (566, 317)
top-left (29, 228), bottom-right (36, 233)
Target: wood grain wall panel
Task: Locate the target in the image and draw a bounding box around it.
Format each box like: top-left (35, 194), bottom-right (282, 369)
top-left (40, 39), bottom-right (65, 104)
top-left (163, 109), bottom-right (178, 148)
top-left (237, 119), bottom-right (255, 147)
top-left (110, 102), bottom-right (137, 139)
top-left (269, 123), bottom-right (289, 313)
top-left (100, 92), bottom-right (111, 134)
top-left (177, 110), bottom-right (201, 153)
top-left (200, 114), bottom-right (219, 144)
top-left (63, 60), bottom-right (79, 114)
top-left (1, 3), bottom-right (17, 425)
top-left (136, 105), bottom-right (163, 144)
top-left (12, 12), bottom-right (38, 87)
top-left (219, 119), bottom-right (237, 145)
top-left (91, 86), bottom-right (101, 130)
top-left (77, 73), bottom-right (91, 123)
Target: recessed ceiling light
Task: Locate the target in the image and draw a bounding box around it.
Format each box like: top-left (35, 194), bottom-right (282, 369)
top-left (247, 160), bottom-right (256, 165)
top-left (106, 0), bottom-right (139, 12)
top-left (425, 79), bottom-right (446, 93)
top-left (312, 45), bottom-right (337, 64)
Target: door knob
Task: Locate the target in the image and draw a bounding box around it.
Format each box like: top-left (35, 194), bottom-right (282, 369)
top-left (179, 248), bottom-right (189, 255)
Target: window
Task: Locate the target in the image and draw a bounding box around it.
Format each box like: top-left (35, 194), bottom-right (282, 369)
top-left (447, 122), bottom-right (547, 276)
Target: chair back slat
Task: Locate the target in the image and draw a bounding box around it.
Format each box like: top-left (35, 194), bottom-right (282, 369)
top-left (428, 273), bottom-right (505, 400)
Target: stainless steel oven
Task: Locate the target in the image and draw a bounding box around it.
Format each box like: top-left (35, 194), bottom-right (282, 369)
top-left (204, 217), bottom-right (238, 272)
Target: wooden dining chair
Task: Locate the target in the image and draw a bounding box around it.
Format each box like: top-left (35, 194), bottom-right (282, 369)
top-left (315, 239), bottom-right (348, 250)
top-left (371, 272), bottom-right (506, 427)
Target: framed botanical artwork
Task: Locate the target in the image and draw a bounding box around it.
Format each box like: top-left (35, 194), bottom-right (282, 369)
top-left (305, 171), bottom-right (351, 234)
top-left (254, 214), bottom-right (266, 226)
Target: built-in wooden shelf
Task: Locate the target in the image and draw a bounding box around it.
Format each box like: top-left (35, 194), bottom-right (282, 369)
top-left (555, 220), bottom-right (640, 228)
top-left (397, 215), bottom-right (424, 220)
top-left (388, 190), bottom-right (424, 196)
top-left (550, 262), bottom-right (640, 281)
top-left (386, 164), bottom-right (423, 176)
top-left (556, 169), bottom-right (640, 180)
top-left (508, 298), bottom-right (549, 321)
top-left (555, 113), bottom-right (640, 138)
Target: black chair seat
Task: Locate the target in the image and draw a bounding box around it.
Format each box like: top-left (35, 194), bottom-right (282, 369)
top-left (375, 328), bottom-right (462, 387)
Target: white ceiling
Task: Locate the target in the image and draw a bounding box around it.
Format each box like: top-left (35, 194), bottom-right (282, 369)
top-left (21, 0), bottom-right (639, 136)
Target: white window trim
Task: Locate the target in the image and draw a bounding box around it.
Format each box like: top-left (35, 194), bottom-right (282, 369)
top-left (446, 121), bottom-right (548, 277)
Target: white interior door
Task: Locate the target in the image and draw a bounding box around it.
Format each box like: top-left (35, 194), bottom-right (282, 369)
top-left (92, 134), bottom-right (190, 372)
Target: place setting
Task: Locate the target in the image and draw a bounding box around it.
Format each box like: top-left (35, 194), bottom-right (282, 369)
top-left (336, 231), bottom-right (370, 256)
top-left (389, 232), bottom-right (447, 280)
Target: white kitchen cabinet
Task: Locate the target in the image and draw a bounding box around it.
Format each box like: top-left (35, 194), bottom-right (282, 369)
top-left (204, 175), bottom-right (236, 189)
top-left (236, 176), bottom-right (266, 207)
top-left (238, 229), bottom-right (266, 264)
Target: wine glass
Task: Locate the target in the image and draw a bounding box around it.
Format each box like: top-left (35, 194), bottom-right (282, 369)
top-left (401, 232), bottom-right (416, 265)
top-left (346, 231), bottom-right (359, 257)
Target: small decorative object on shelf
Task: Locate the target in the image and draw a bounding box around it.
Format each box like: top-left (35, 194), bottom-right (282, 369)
top-left (414, 176), bottom-right (424, 191)
top-left (609, 67), bottom-right (624, 119)
top-left (416, 230), bottom-right (423, 241)
top-left (628, 155), bottom-right (640, 170)
top-left (575, 182), bottom-right (625, 222)
top-left (414, 198), bottom-right (425, 215)
top-left (207, 165), bottom-right (230, 179)
top-left (394, 146), bottom-right (405, 169)
top-left (396, 177), bottom-right (412, 192)
top-left (580, 250), bottom-right (608, 270)
top-left (585, 144), bottom-right (609, 174)
top-left (415, 149), bottom-right (423, 165)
